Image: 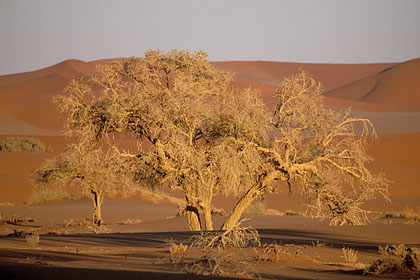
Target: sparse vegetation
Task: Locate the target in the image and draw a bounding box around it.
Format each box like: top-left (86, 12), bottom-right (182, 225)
top-left (25, 233), bottom-right (40, 249)
top-left (255, 242), bottom-right (294, 262)
top-left (165, 223), bottom-right (259, 278)
top-left (0, 214), bottom-right (34, 225)
top-left (365, 244), bottom-right (420, 274)
top-left (28, 188), bottom-right (70, 205)
top-left (380, 208), bottom-right (420, 224)
top-left (342, 246), bottom-right (358, 265)
top-left (243, 201), bottom-right (267, 216)
top-left (0, 137), bottom-right (52, 152)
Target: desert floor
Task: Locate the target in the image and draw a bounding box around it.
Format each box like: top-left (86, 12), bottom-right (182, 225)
top-left (0, 58), bottom-right (419, 279)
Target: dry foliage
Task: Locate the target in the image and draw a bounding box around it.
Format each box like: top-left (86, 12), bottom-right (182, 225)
top-left (25, 233), bottom-right (40, 249)
top-left (222, 71), bottom-right (390, 229)
top-left (365, 245), bottom-right (420, 274)
top-left (165, 236), bottom-right (256, 278)
top-left (380, 207), bottom-right (420, 224)
top-left (191, 220), bottom-right (260, 250)
top-left (341, 247), bottom-right (358, 265)
top-left (255, 242), bottom-right (293, 262)
top-left (0, 137), bottom-right (52, 152)
top-left (35, 146), bottom-right (135, 225)
top-left (38, 49), bottom-right (389, 231)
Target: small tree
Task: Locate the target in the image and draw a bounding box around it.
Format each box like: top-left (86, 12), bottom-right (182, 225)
top-left (35, 145), bottom-right (132, 225)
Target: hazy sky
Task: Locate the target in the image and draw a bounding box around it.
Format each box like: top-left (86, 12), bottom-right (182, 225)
top-left (1, 0), bottom-right (419, 75)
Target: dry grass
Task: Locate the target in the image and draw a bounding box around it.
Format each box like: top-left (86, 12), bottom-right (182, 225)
top-left (0, 202), bottom-right (14, 206)
top-left (0, 214), bottom-right (34, 225)
top-left (25, 233), bottom-right (40, 249)
top-left (365, 244), bottom-right (420, 274)
top-left (191, 223), bottom-right (261, 250)
top-left (166, 239), bottom-right (188, 263)
top-left (341, 247), bottom-right (358, 265)
top-left (255, 242), bottom-right (294, 262)
top-left (28, 188), bottom-right (71, 205)
top-left (164, 223), bottom-right (260, 278)
top-left (119, 218), bottom-right (142, 225)
top-left (380, 207), bottom-right (420, 224)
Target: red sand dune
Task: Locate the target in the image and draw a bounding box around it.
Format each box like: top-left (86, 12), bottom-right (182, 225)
top-left (324, 58), bottom-right (420, 105)
top-left (1, 57), bottom-right (420, 280)
top-left (0, 57), bottom-right (419, 205)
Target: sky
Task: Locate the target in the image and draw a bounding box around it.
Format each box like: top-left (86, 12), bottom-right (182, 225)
top-left (0, 0), bottom-right (420, 75)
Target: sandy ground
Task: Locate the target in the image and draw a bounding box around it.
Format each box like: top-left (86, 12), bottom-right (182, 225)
top-left (0, 58), bottom-right (419, 279)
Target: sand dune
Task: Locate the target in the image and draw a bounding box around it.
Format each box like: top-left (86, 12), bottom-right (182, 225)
top-left (1, 57), bottom-right (420, 280)
top-left (325, 58), bottom-right (420, 105)
top-left (0, 57), bottom-right (419, 204)
top-left (214, 61), bottom-right (394, 92)
top-left (0, 59), bottom-right (96, 89)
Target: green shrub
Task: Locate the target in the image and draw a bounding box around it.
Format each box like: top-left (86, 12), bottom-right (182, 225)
top-left (28, 188), bottom-right (69, 205)
top-left (0, 137), bottom-right (53, 152)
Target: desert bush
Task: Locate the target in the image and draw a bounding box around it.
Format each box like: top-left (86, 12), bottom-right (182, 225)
top-left (0, 137), bottom-right (52, 152)
top-left (380, 208), bottom-right (420, 224)
top-left (166, 239), bottom-right (256, 278)
top-left (166, 239), bottom-right (189, 263)
top-left (255, 242), bottom-right (291, 262)
top-left (0, 214), bottom-right (34, 225)
top-left (243, 201), bottom-right (266, 216)
top-left (191, 220), bottom-right (260, 250)
top-left (25, 233), bottom-right (40, 248)
top-left (28, 188), bottom-right (70, 205)
top-left (365, 244), bottom-right (420, 274)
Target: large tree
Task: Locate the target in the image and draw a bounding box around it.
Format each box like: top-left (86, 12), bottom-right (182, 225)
top-left (37, 50), bottom-right (389, 231)
top-left (41, 50), bottom-right (267, 231)
top-left (221, 71), bottom-right (390, 229)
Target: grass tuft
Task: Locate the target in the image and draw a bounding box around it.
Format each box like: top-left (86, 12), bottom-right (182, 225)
top-left (341, 247), bottom-right (358, 265)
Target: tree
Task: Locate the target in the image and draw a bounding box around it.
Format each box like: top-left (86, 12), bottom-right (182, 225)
top-left (221, 71), bottom-right (390, 230)
top-left (37, 49), bottom-right (389, 231)
top-left (34, 79), bottom-right (134, 225)
top-left (37, 50), bottom-right (266, 231)
top-left (87, 50), bottom-right (269, 231)
top-left (35, 145), bottom-right (132, 226)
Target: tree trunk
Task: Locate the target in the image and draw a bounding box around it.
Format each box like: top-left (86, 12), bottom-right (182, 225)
top-left (200, 202), bottom-right (214, 230)
top-left (91, 189), bottom-right (103, 226)
top-left (185, 194), bottom-right (201, 231)
top-left (221, 171), bottom-right (282, 231)
top-left (186, 205), bottom-right (201, 231)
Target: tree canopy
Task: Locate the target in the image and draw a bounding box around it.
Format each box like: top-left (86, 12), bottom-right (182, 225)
top-left (36, 49), bottom-right (390, 230)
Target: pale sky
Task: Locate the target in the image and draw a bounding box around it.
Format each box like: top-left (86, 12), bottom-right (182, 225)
top-left (0, 0), bottom-right (419, 75)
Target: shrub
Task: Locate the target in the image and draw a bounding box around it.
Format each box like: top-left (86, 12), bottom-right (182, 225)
top-left (365, 244), bottom-right (420, 274)
top-left (25, 233), bottom-right (40, 248)
top-left (0, 137), bottom-right (53, 152)
top-left (342, 247), bottom-right (358, 265)
top-left (28, 188), bottom-right (70, 205)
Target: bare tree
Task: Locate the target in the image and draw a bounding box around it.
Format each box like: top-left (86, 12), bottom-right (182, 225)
top-left (222, 71), bottom-right (390, 230)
